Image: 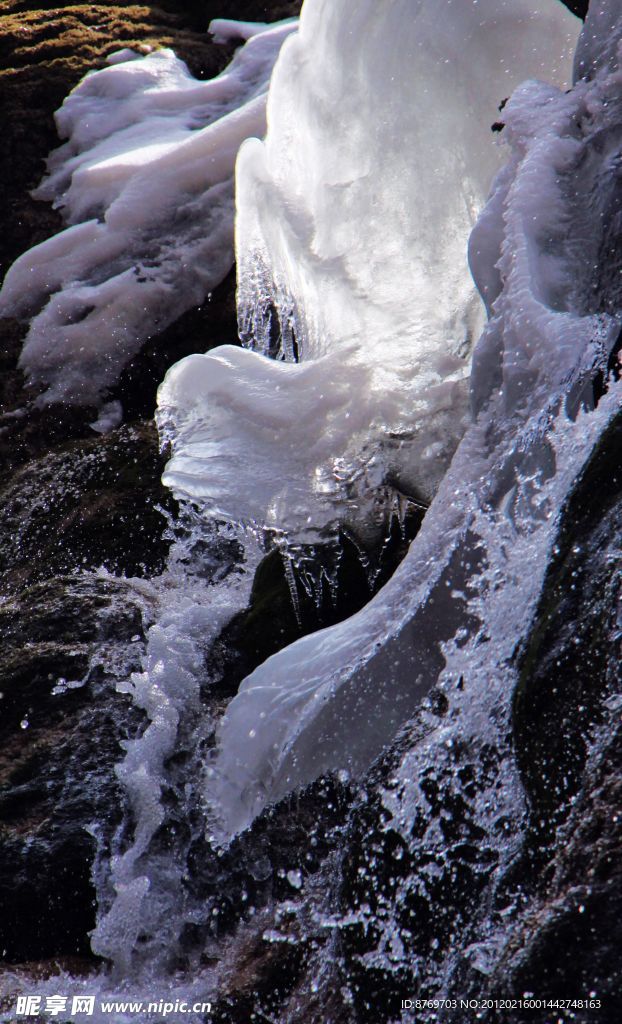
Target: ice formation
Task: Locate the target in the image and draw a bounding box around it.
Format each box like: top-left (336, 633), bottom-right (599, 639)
top-left (161, 0), bottom-right (590, 835)
top-left (159, 0), bottom-right (578, 544)
top-left (0, 19), bottom-right (296, 404)
top-left (193, 0), bottom-right (622, 838)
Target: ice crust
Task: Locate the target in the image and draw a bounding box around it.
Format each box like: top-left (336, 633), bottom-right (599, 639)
top-left (0, 20), bottom-right (296, 404)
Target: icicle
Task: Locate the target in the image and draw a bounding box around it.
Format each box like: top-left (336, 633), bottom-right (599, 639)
top-left (280, 546), bottom-right (303, 628)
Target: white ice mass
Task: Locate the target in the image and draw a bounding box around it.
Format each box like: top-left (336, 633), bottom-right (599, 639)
top-left (160, 0), bottom-right (585, 835)
top-left (159, 0), bottom-right (579, 545)
top-left (0, 19), bottom-right (296, 404)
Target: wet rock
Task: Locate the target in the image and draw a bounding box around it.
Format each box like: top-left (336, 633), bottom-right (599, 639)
top-left (181, 774), bottom-right (353, 1021)
top-left (478, 407), bottom-right (622, 1020)
top-left (0, 573), bottom-right (153, 963)
top-left (414, 406), bottom-right (622, 1022)
top-left (190, 685), bottom-right (507, 1023)
top-left (0, 421), bottom-right (175, 590)
top-left (190, 774), bottom-right (352, 932)
top-left (210, 915), bottom-right (310, 1024)
top-left (326, 698), bottom-right (504, 1022)
top-left (490, 723), bottom-right (622, 1022)
top-left (514, 408), bottom-right (622, 849)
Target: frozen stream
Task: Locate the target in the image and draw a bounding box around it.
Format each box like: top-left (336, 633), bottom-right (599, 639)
top-left (4, 1), bottom-right (622, 1020)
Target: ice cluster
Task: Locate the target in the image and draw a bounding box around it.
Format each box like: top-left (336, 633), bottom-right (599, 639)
top-left (0, 19), bottom-right (296, 403)
top-left (159, 0), bottom-right (579, 546)
top-left (166, 0), bottom-right (587, 835)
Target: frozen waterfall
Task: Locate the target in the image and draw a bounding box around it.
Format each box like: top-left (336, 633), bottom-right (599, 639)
top-left (159, 0), bottom-right (579, 545)
top-left (158, 0), bottom-right (587, 838)
top-left (4, 0), bottom-right (622, 1017)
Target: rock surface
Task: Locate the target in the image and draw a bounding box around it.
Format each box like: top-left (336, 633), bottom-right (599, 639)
top-left (494, 405), bottom-right (622, 1019)
top-left (0, 573), bottom-right (151, 962)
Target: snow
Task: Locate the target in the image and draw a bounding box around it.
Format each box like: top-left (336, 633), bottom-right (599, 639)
top-left (0, 19), bottom-right (296, 404)
top-left (160, 0), bottom-right (579, 550)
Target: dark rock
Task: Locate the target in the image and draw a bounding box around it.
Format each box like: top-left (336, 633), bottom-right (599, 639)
top-left (181, 774), bottom-right (354, 1022)
top-left (559, 1), bottom-right (588, 18)
top-left (189, 774), bottom-right (353, 936)
top-left (327, 701), bottom-right (504, 1023)
top-left (514, 409), bottom-right (622, 849)
top-left (0, 573), bottom-right (152, 963)
top-left (478, 407), bottom-right (622, 1021)
top-left (491, 725), bottom-right (622, 1022)
top-left (0, 421), bottom-right (175, 589)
